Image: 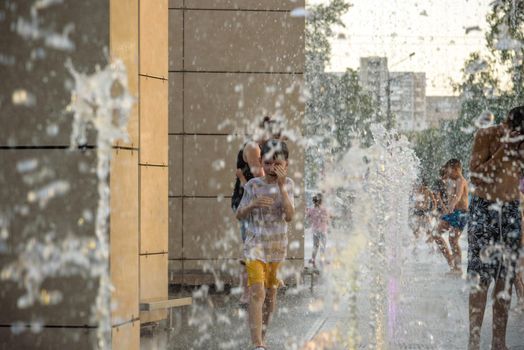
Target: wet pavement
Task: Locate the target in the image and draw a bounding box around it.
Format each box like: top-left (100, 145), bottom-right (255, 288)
top-left (141, 232), bottom-right (524, 350)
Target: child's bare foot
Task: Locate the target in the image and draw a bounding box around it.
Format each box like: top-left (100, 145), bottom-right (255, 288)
top-left (445, 268), bottom-right (462, 278)
top-left (452, 266), bottom-right (462, 273)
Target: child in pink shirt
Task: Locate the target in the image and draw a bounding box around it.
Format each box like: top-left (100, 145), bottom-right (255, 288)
top-left (306, 193), bottom-right (329, 268)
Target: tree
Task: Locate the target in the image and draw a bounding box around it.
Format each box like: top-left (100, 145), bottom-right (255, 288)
top-left (411, 0), bottom-right (524, 184)
top-left (304, 0), bottom-right (380, 188)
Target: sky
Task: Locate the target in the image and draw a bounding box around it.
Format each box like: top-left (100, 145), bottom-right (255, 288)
top-left (313, 0), bottom-right (493, 96)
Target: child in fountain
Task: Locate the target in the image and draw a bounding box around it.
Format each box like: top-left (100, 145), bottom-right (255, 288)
top-left (433, 159), bottom-right (468, 274)
top-left (306, 193), bottom-right (329, 269)
top-left (236, 139), bottom-right (295, 350)
top-left (411, 180), bottom-right (437, 240)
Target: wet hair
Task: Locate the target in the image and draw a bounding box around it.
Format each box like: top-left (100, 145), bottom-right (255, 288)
top-left (313, 193), bottom-right (322, 205)
top-left (259, 116), bottom-right (273, 129)
top-left (506, 106), bottom-right (524, 132)
top-left (445, 158), bottom-right (462, 170)
top-left (258, 116), bottom-right (282, 139)
top-left (261, 139), bottom-right (289, 161)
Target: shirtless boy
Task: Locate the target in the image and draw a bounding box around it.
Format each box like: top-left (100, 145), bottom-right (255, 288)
top-left (468, 106), bottom-right (524, 350)
top-left (433, 159), bottom-right (468, 273)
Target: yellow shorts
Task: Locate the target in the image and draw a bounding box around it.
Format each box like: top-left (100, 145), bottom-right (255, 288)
top-left (245, 260), bottom-right (281, 288)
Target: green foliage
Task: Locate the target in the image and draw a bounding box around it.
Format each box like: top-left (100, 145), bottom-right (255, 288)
top-left (304, 0), bottom-right (382, 188)
top-left (411, 0), bottom-right (524, 185)
top-left (305, 0), bottom-right (351, 67)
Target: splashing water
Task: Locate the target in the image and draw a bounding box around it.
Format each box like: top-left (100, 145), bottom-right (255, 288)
top-left (311, 124), bottom-right (419, 349)
top-left (15, 0), bottom-right (75, 52)
top-left (66, 58), bottom-right (133, 349)
top-left (0, 58), bottom-right (133, 348)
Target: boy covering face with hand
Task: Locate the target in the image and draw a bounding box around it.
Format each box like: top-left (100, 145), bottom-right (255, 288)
top-left (236, 139), bottom-right (295, 350)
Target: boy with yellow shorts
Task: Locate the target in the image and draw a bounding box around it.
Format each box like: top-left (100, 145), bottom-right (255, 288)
top-left (236, 139), bottom-right (295, 350)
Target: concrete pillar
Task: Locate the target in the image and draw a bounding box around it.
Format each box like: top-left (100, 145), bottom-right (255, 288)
top-left (109, 0), bottom-right (140, 347)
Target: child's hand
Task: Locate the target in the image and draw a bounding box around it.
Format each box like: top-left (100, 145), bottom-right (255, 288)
top-left (251, 196), bottom-right (274, 208)
top-left (274, 164), bottom-right (287, 187)
top-left (236, 168), bottom-right (247, 185)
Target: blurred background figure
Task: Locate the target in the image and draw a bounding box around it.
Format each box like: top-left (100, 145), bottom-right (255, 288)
top-left (306, 193), bottom-right (330, 269)
top-left (411, 179), bottom-right (437, 240)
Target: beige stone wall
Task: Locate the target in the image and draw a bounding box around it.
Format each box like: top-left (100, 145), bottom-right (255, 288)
top-left (110, 0), bottom-right (169, 342)
top-left (168, 0), bottom-right (305, 284)
top-left (109, 0), bottom-right (140, 347)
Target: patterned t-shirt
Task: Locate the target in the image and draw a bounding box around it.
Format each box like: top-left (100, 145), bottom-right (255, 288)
top-left (238, 177), bottom-right (295, 263)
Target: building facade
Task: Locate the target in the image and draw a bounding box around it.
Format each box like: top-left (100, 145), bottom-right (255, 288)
top-left (358, 57), bottom-right (389, 116)
top-left (389, 72), bottom-right (427, 131)
top-left (359, 57), bottom-right (430, 132)
top-left (426, 96), bottom-right (461, 128)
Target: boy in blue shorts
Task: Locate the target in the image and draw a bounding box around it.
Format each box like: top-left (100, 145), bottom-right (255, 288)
top-left (236, 139), bottom-right (295, 350)
top-left (433, 159), bottom-right (469, 273)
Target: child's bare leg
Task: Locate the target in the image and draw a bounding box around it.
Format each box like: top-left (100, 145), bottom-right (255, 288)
top-left (434, 221), bottom-right (453, 267)
top-left (492, 278), bottom-right (512, 350)
top-left (469, 283), bottom-right (488, 350)
top-left (514, 273), bottom-right (524, 302)
top-left (262, 287), bottom-right (277, 340)
top-left (449, 228), bottom-right (462, 272)
top-left (240, 269), bottom-right (250, 304)
top-left (248, 283), bottom-right (266, 347)
top-left (311, 234), bottom-right (319, 265)
top-left (319, 234), bottom-right (326, 263)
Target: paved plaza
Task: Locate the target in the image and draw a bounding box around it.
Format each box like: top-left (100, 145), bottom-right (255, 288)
top-left (142, 232), bottom-right (524, 350)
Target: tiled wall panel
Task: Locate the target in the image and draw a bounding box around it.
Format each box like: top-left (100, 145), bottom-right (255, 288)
top-left (0, 327), bottom-right (96, 350)
top-left (169, 0), bottom-right (184, 8)
top-left (140, 165), bottom-right (168, 254)
top-left (168, 198), bottom-right (183, 260)
top-left (139, 0), bottom-right (169, 329)
top-left (110, 0), bottom-right (139, 147)
top-left (0, 271), bottom-right (98, 327)
top-left (0, 149), bottom-right (98, 326)
top-left (140, 0), bottom-right (169, 78)
top-left (0, 1), bottom-right (108, 147)
top-left (183, 135), bottom-right (242, 197)
top-left (110, 149), bottom-right (139, 325)
top-left (112, 321), bottom-right (140, 350)
top-left (168, 135), bottom-right (183, 196)
top-left (168, 73), bottom-right (184, 134)
top-left (0, 149), bottom-right (98, 246)
top-left (140, 254), bottom-right (168, 296)
top-left (183, 10), bottom-right (304, 72)
top-left (139, 253), bottom-right (168, 323)
top-left (181, 0), bottom-right (302, 11)
top-left (182, 198), bottom-right (237, 259)
top-left (140, 76), bottom-right (168, 166)
top-left (183, 73), bottom-right (304, 134)
top-left (168, 10), bottom-right (184, 72)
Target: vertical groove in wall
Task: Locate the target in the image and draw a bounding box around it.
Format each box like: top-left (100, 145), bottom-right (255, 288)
top-left (137, 0), bottom-right (142, 301)
top-left (107, 2), bottom-right (112, 298)
top-left (181, 0), bottom-right (186, 279)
